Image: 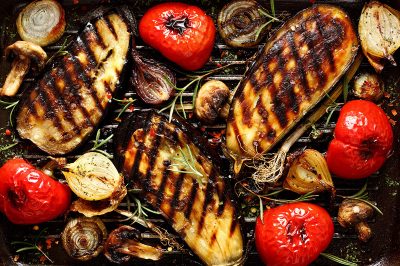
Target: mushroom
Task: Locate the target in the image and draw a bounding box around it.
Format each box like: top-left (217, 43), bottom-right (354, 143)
top-left (194, 80), bottom-right (231, 124)
top-left (337, 199), bottom-right (374, 242)
top-left (0, 41), bottom-right (47, 97)
top-left (104, 225), bottom-right (162, 263)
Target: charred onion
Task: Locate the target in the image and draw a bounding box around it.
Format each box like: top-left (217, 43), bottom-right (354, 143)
top-left (104, 225), bottom-right (162, 263)
top-left (131, 49), bottom-right (175, 105)
top-left (359, 1), bottom-right (400, 72)
top-left (353, 72), bottom-right (384, 101)
top-left (218, 0), bottom-right (278, 48)
top-left (62, 152), bottom-right (122, 201)
top-left (62, 217), bottom-right (107, 261)
top-left (16, 0), bottom-right (66, 47)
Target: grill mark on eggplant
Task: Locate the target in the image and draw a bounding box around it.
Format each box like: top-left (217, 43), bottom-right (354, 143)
top-left (144, 120), bottom-right (165, 193)
top-left (171, 173), bottom-right (186, 210)
top-left (286, 25), bottom-right (311, 98)
top-left (184, 181), bottom-right (199, 219)
top-left (75, 36), bottom-right (97, 67)
top-left (60, 61), bottom-right (94, 127)
top-left (155, 162), bottom-right (170, 208)
top-left (104, 15), bottom-right (118, 40)
top-left (68, 55), bottom-right (105, 114)
top-left (229, 218), bottom-right (238, 237)
top-left (315, 13), bottom-right (337, 70)
top-left (47, 70), bottom-right (82, 136)
top-left (198, 166), bottom-right (217, 232)
top-left (91, 19), bottom-right (107, 49)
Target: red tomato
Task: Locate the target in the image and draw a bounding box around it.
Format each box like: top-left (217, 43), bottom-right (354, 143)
top-left (326, 100), bottom-right (393, 179)
top-left (139, 2), bottom-right (215, 71)
top-left (255, 202), bottom-right (334, 266)
top-left (0, 158), bottom-right (71, 224)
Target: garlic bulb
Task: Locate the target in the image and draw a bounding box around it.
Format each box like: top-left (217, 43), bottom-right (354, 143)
top-left (283, 149), bottom-right (334, 195)
top-left (359, 1), bottom-right (400, 72)
top-left (62, 152), bottom-right (122, 201)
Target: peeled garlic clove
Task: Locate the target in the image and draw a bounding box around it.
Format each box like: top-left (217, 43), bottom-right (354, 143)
top-left (359, 1), bottom-right (400, 72)
top-left (283, 149), bottom-right (334, 195)
top-left (62, 152), bottom-right (122, 201)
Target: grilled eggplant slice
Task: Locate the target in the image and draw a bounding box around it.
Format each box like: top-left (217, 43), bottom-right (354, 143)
top-left (115, 111), bottom-right (243, 266)
top-left (16, 7), bottom-right (134, 155)
top-left (226, 5), bottom-right (359, 173)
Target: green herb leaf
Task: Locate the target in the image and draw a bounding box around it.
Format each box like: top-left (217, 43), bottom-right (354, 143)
top-left (320, 252), bottom-right (358, 266)
top-left (259, 197), bottom-right (264, 224)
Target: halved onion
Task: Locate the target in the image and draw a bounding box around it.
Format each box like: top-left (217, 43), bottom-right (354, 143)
top-left (16, 0), bottom-right (66, 47)
top-left (283, 149), bottom-right (334, 195)
top-left (62, 217), bottom-right (107, 261)
top-left (359, 1), bottom-right (400, 72)
top-left (62, 152), bottom-right (122, 201)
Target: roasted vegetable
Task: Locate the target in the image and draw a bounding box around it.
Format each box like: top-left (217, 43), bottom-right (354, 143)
top-left (359, 1), bottom-right (400, 72)
top-left (115, 111), bottom-right (243, 266)
top-left (283, 149), bottom-right (334, 195)
top-left (16, 0), bottom-right (66, 46)
top-left (353, 72), bottom-right (383, 101)
top-left (218, 0), bottom-right (273, 48)
top-left (0, 158), bottom-right (71, 224)
top-left (326, 100), bottom-right (393, 179)
top-left (0, 41), bottom-right (47, 97)
top-left (194, 80), bottom-right (230, 124)
top-left (62, 217), bottom-right (107, 261)
top-left (104, 225), bottom-right (162, 263)
top-left (16, 7), bottom-right (135, 155)
top-left (130, 49), bottom-right (175, 105)
top-left (139, 2), bottom-right (215, 70)
top-left (225, 5), bottom-right (359, 174)
top-left (62, 152), bottom-right (122, 201)
top-left (338, 199), bottom-right (374, 242)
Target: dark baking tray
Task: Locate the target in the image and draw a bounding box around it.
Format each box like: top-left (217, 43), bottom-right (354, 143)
top-left (0, 0), bottom-right (399, 265)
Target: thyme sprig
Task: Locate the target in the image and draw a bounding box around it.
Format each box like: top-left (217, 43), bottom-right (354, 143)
top-left (159, 62), bottom-right (244, 122)
top-left (168, 144), bottom-right (205, 187)
top-left (113, 97), bottom-right (135, 120)
top-left (320, 252), bottom-right (358, 266)
top-left (89, 129), bottom-right (113, 158)
top-left (337, 182), bottom-right (383, 215)
top-left (0, 99), bottom-right (19, 127)
top-left (11, 227), bottom-right (54, 263)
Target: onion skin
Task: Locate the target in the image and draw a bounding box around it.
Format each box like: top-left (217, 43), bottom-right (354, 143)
top-left (62, 217), bottom-right (107, 261)
top-left (16, 0), bottom-right (66, 47)
top-left (130, 49), bottom-right (175, 105)
top-left (218, 0), bottom-right (270, 48)
top-left (359, 1), bottom-right (400, 72)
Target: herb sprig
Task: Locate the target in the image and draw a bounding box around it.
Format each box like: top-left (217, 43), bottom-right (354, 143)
top-left (159, 62), bottom-right (245, 122)
top-left (0, 99), bottom-right (19, 127)
top-left (11, 227), bottom-right (54, 263)
top-left (255, 0), bottom-right (281, 40)
top-left (338, 182), bottom-right (383, 215)
top-left (89, 129), bottom-right (113, 158)
top-left (113, 97), bottom-right (135, 120)
top-left (45, 37), bottom-right (70, 65)
top-left (320, 252), bottom-right (358, 266)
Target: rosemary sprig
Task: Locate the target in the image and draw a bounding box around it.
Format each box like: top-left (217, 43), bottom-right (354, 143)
top-left (320, 253), bottom-right (358, 266)
top-left (113, 97), bottom-right (135, 120)
top-left (168, 144), bottom-right (205, 187)
top-left (337, 182), bottom-right (383, 215)
top-left (45, 37), bottom-right (70, 65)
top-left (11, 227), bottom-right (54, 263)
top-left (255, 0), bottom-right (281, 40)
top-left (89, 129), bottom-right (113, 158)
top-left (0, 99), bottom-right (19, 127)
top-left (159, 62), bottom-right (244, 122)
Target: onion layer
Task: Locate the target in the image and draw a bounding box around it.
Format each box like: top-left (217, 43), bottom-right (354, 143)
top-left (359, 1), bottom-right (400, 72)
top-left (16, 0), bottom-right (66, 47)
top-left (62, 217), bottom-right (107, 261)
top-left (218, 0), bottom-right (270, 48)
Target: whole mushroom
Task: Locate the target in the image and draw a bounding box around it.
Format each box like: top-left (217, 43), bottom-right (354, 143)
top-left (194, 80), bottom-right (231, 124)
top-left (337, 199), bottom-right (374, 242)
top-left (0, 41), bottom-right (47, 97)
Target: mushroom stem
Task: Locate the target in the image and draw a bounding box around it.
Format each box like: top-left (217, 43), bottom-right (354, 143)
top-left (355, 221), bottom-right (372, 242)
top-left (0, 58), bottom-right (30, 96)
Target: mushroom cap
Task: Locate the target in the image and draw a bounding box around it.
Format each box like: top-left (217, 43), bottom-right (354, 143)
top-left (337, 199), bottom-right (374, 227)
top-left (195, 80), bottom-right (230, 124)
top-left (5, 41), bottom-right (47, 70)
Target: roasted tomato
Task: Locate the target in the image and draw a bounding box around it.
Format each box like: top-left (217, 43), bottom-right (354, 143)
top-left (0, 158), bottom-right (71, 224)
top-left (326, 100), bottom-right (393, 179)
top-left (139, 2), bottom-right (215, 71)
top-left (255, 202), bottom-right (334, 266)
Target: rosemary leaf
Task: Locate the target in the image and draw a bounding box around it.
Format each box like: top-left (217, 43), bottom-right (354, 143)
top-left (0, 142), bottom-right (18, 151)
top-left (259, 197), bottom-right (264, 224)
top-left (320, 253), bottom-right (358, 266)
top-left (270, 0), bottom-right (276, 17)
top-left (15, 246), bottom-right (38, 253)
